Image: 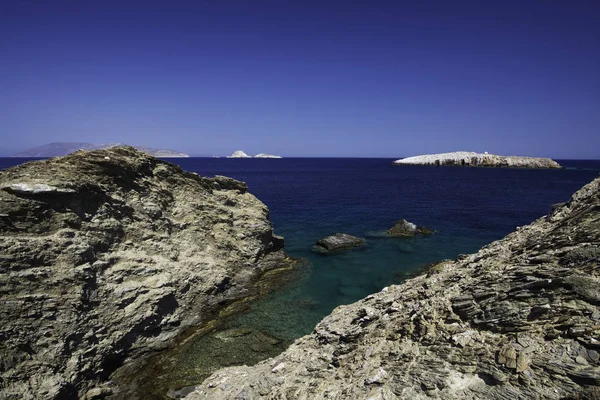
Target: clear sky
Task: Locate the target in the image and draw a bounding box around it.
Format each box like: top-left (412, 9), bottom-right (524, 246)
top-left (1, 0), bottom-right (599, 158)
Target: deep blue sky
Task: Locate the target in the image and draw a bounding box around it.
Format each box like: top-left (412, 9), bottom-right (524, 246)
top-left (1, 1), bottom-right (599, 157)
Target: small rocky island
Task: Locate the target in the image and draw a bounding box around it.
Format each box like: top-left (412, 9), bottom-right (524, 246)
top-left (227, 150), bottom-right (252, 158)
top-left (227, 151), bottom-right (282, 158)
top-left (185, 175), bottom-right (600, 399)
top-left (0, 147), bottom-right (296, 399)
top-left (254, 153), bottom-right (282, 159)
top-left (393, 151), bottom-right (561, 169)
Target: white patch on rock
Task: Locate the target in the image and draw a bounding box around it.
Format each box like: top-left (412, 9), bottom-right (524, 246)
top-left (2, 183), bottom-right (75, 194)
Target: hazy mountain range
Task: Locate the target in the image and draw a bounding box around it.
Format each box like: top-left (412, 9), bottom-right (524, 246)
top-left (11, 142), bottom-right (189, 158)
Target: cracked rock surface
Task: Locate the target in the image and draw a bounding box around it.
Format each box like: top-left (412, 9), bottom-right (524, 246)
top-left (0, 146), bottom-right (293, 399)
top-left (186, 175), bottom-right (600, 399)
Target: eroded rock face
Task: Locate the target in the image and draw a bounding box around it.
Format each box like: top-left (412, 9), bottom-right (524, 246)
top-left (186, 176), bottom-right (600, 399)
top-left (0, 146), bottom-right (294, 399)
top-left (313, 233), bottom-right (365, 254)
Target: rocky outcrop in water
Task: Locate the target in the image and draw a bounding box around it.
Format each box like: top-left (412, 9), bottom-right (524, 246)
top-left (0, 146), bottom-right (295, 399)
top-left (186, 175), bottom-right (600, 399)
top-left (313, 233), bottom-right (365, 254)
top-left (227, 150), bottom-right (252, 158)
top-left (254, 154), bottom-right (282, 159)
top-left (387, 219), bottom-right (435, 237)
top-left (393, 151), bottom-right (561, 168)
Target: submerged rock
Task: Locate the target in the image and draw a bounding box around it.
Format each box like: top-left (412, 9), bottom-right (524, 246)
top-left (0, 146), bottom-right (296, 399)
top-left (186, 176), bottom-right (600, 399)
top-left (393, 151), bottom-right (561, 169)
top-left (387, 219), bottom-right (435, 237)
top-left (313, 233), bottom-right (365, 253)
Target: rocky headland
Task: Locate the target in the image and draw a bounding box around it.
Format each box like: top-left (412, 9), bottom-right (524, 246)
top-left (0, 146), bottom-right (296, 399)
top-left (185, 175), bottom-right (600, 399)
top-left (393, 151), bottom-right (561, 169)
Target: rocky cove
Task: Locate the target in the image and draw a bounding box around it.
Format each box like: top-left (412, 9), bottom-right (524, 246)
top-left (185, 174), bottom-right (600, 399)
top-left (0, 149), bottom-right (599, 399)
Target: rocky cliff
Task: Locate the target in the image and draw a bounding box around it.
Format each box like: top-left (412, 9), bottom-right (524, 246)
top-left (0, 146), bottom-right (294, 399)
top-left (186, 175), bottom-right (600, 399)
top-left (393, 151), bottom-right (561, 168)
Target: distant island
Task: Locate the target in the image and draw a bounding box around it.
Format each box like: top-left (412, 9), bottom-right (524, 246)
top-left (254, 153), bottom-right (282, 159)
top-left (393, 151), bottom-right (561, 169)
top-left (227, 150), bottom-right (282, 158)
top-left (12, 142), bottom-right (189, 158)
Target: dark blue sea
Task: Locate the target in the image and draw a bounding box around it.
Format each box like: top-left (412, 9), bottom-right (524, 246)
top-left (2, 157), bottom-right (600, 392)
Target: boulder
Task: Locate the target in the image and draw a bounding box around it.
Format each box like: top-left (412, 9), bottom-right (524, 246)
top-left (313, 233), bottom-right (365, 253)
top-left (387, 219), bottom-right (435, 237)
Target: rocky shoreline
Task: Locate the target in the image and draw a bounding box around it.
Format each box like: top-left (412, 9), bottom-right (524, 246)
top-left (185, 175), bottom-right (600, 399)
top-left (0, 147), bottom-right (298, 399)
top-left (393, 151), bottom-right (561, 169)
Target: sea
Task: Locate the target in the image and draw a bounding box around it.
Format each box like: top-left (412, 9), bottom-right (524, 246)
top-left (1, 157), bottom-right (599, 396)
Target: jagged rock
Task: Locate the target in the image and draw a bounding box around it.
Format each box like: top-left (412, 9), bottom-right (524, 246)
top-left (185, 175), bottom-right (600, 399)
top-left (387, 219), bottom-right (435, 237)
top-left (0, 146), bottom-right (296, 399)
top-left (313, 233), bottom-right (365, 253)
top-left (393, 151), bottom-right (561, 168)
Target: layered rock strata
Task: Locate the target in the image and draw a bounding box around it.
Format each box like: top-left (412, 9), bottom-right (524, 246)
top-left (187, 175), bottom-right (600, 399)
top-left (393, 151), bottom-right (561, 168)
top-left (0, 146), bottom-right (294, 399)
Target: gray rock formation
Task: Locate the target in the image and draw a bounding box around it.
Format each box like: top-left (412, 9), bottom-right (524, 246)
top-left (393, 151), bottom-right (561, 169)
top-left (12, 142), bottom-right (189, 158)
top-left (185, 175), bottom-right (600, 399)
top-left (0, 146), bottom-right (295, 399)
top-left (313, 233), bottom-right (365, 253)
top-left (388, 219), bottom-right (435, 237)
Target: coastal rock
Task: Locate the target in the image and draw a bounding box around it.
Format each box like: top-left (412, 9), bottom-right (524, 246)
top-left (393, 151), bottom-right (561, 168)
top-left (387, 219), bottom-right (435, 237)
top-left (227, 150), bottom-right (252, 158)
top-left (254, 153), bottom-right (282, 159)
top-left (0, 146), bottom-right (295, 399)
top-left (313, 233), bottom-right (365, 253)
top-left (185, 175), bottom-right (600, 399)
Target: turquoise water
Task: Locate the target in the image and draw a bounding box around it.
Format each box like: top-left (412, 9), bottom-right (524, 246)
top-left (152, 158), bottom-right (600, 394)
